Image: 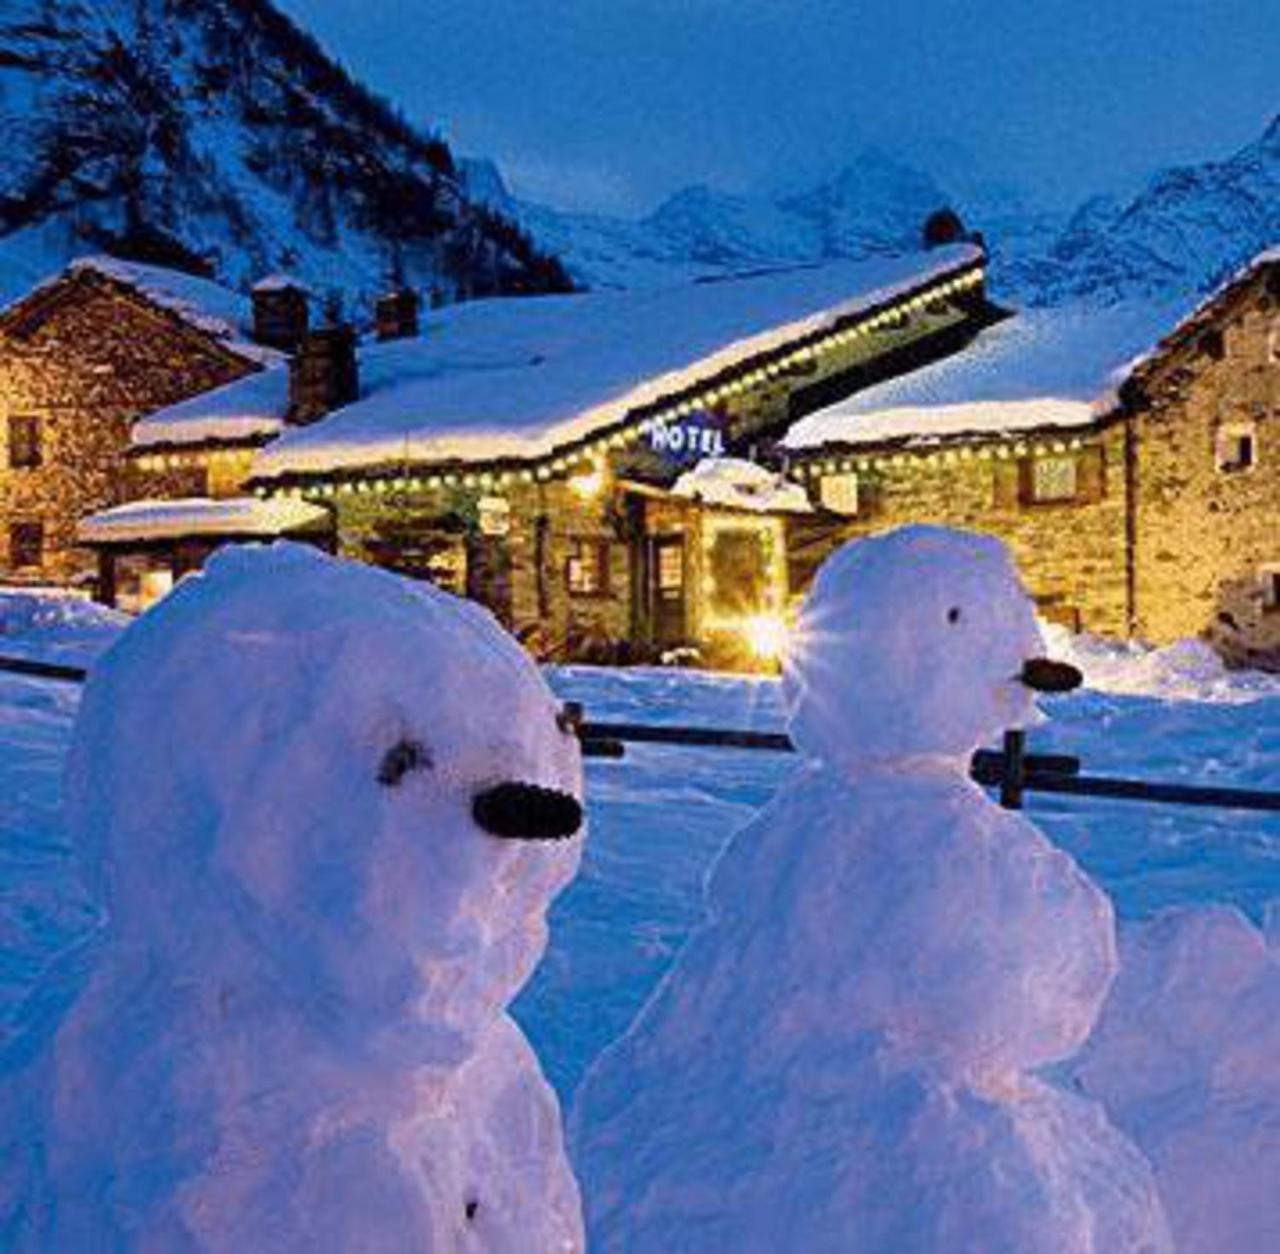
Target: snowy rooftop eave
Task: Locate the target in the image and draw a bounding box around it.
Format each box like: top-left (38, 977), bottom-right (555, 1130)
top-left (1111, 245), bottom-right (1280, 400)
top-left (132, 367), bottom-right (290, 450)
top-left (781, 296), bottom-right (1194, 454)
top-left (248, 245), bottom-right (983, 482)
top-left (77, 497), bottom-right (330, 545)
top-left (1, 256), bottom-right (280, 367)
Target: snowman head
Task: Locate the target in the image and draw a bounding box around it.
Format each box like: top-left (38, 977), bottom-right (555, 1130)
top-left (66, 543), bottom-right (583, 1063)
top-left (784, 526), bottom-right (1072, 766)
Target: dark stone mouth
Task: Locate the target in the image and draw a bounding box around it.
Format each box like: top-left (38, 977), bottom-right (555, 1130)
top-left (472, 781), bottom-right (583, 842)
top-left (1019, 657), bottom-right (1084, 694)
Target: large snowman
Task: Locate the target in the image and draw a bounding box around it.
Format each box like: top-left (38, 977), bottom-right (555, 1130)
top-left (5, 543), bottom-right (585, 1251)
top-left (572, 525), bottom-right (1171, 1252)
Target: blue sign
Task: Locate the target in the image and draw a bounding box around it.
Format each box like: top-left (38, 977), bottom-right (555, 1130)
top-left (647, 410), bottom-right (726, 465)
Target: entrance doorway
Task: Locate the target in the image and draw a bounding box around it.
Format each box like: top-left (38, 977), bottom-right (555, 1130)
top-left (650, 535), bottom-right (687, 647)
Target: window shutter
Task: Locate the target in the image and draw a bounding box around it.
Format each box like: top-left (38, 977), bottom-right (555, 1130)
top-left (1077, 446), bottom-right (1106, 502)
top-left (992, 460), bottom-right (1022, 510)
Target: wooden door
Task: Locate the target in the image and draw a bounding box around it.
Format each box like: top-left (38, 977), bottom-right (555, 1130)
top-left (651, 535), bottom-right (687, 646)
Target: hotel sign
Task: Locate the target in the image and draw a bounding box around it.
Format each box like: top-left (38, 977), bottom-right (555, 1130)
top-left (647, 410), bottom-right (726, 465)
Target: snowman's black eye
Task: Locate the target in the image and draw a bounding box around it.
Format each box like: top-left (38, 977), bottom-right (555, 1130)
top-left (947, 607), bottom-right (962, 624)
top-left (378, 738), bottom-right (433, 787)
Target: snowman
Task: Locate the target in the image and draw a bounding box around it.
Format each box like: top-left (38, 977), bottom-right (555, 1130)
top-left (572, 525), bottom-right (1171, 1252)
top-left (3, 543), bottom-right (585, 1252)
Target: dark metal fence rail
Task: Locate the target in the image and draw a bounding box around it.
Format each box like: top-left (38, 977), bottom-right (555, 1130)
top-left (5, 659), bottom-right (1277, 814)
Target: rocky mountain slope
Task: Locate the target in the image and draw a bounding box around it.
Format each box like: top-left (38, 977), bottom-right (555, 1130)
top-left (1005, 115), bottom-right (1279, 305)
top-left (0, 0), bottom-right (571, 309)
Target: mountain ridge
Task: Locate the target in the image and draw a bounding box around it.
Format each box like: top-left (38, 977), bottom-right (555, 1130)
top-left (0, 0), bottom-right (572, 310)
top-left (469, 118), bottom-right (1279, 307)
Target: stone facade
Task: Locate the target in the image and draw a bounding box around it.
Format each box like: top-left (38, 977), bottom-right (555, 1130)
top-left (0, 269), bottom-right (258, 586)
top-left (1126, 259), bottom-right (1279, 667)
top-left (794, 428), bottom-right (1130, 637)
top-left (791, 258), bottom-right (1279, 668)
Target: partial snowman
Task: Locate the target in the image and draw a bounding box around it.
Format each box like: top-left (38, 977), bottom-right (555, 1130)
top-left (571, 524), bottom-right (1172, 1252)
top-left (1071, 903), bottom-right (1280, 1254)
top-left (2, 543), bottom-right (585, 1252)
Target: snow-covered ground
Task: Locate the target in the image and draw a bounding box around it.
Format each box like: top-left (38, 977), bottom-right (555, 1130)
top-left (2, 589), bottom-right (1275, 1103)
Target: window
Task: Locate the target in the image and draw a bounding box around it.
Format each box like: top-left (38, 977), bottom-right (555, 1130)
top-left (7, 415), bottom-right (42, 469)
top-left (656, 542), bottom-right (684, 599)
top-left (1030, 456), bottom-right (1078, 503)
top-left (819, 473), bottom-right (860, 516)
top-left (566, 539), bottom-right (609, 596)
top-left (1263, 568), bottom-right (1280, 614)
top-left (9, 521), bottom-right (44, 569)
top-left (1215, 423), bottom-right (1256, 474)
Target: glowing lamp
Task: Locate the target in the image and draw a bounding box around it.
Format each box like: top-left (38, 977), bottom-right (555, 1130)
top-left (570, 468), bottom-right (605, 500)
top-left (742, 613), bottom-right (788, 662)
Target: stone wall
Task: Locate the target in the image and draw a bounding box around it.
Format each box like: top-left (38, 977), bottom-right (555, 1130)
top-left (0, 274), bottom-right (255, 585)
top-left (327, 473), bottom-right (634, 661)
top-left (798, 427), bottom-right (1131, 636)
top-left (1130, 273), bottom-right (1279, 667)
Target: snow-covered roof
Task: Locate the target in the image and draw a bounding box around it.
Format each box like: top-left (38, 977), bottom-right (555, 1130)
top-left (77, 497), bottom-right (330, 545)
top-left (781, 298), bottom-right (1190, 452)
top-left (4, 256), bottom-right (279, 366)
top-left (671, 458), bottom-right (812, 513)
top-left (241, 246), bottom-right (980, 479)
top-left (251, 273), bottom-right (310, 293)
top-left (133, 367), bottom-right (290, 448)
top-left (1114, 244), bottom-right (1280, 396)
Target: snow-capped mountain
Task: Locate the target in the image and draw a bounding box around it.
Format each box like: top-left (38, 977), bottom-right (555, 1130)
top-left (1005, 115), bottom-right (1280, 305)
top-left (472, 118), bottom-right (1278, 309)
top-left (463, 148), bottom-right (969, 290)
top-left (0, 0), bottom-right (571, 309)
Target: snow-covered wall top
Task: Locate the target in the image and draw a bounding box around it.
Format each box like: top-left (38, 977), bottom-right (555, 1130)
top-left (781, 296), bottom-right (1190, 451)
top-left (242, 246), bottom-right (980, 478)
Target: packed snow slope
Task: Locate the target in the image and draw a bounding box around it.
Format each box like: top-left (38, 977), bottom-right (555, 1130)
top-left (2, 547), bottom-right (586, 1251)
top-left (0, 0), bottom-right (570, 310)
top-left (0, 585), bottom-right (1277, 1250)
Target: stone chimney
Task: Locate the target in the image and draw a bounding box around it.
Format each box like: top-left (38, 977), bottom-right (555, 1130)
top-left (288, 325), bottom-right (359, 426)
top-left (251, 276), bottom-right (310, 352)
top-left (375, 287), bottom-right (421, 342)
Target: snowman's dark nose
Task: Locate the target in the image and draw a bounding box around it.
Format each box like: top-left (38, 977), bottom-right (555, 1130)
top-left (1019, 657), bottom-right (1083, 693)
top-left (472, 781), bottom-right (583, 841)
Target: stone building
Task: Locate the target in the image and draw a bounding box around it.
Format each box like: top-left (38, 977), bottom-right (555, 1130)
top-left (1121, 249), bottom-right (1278, 668)
top-left (0, 258), bottom-right (279, 587)
top-left (100, 243), bottom-right (991, 661)
top-left (780, 249), bottom-right (1279, 668)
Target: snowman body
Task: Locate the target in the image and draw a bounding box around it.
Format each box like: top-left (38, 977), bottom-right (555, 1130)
top-left (572, 526), bottom-right (1171, 1252)
top-left (3, 544), bottom-right (585, 1253)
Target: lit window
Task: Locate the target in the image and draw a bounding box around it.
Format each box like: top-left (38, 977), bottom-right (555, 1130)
top-left (1030, 456), bottom-right (1078, 503)
top-left (657, 543), bottom-right (684, 598)
top-left (7, 415), bottom-right (42, 469)
top-left (9, 521), bottom-right (44, 569)
top-left (567, 539), bottom-right (609, 596)
top-left (1215, 424), bottom-right (1256, 474)
top-left (819, 473), bottom-right (860, 516)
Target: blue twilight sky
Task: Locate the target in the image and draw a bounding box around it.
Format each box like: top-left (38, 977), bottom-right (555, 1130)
top-left (276, 0), bottom-right (1277, 215)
